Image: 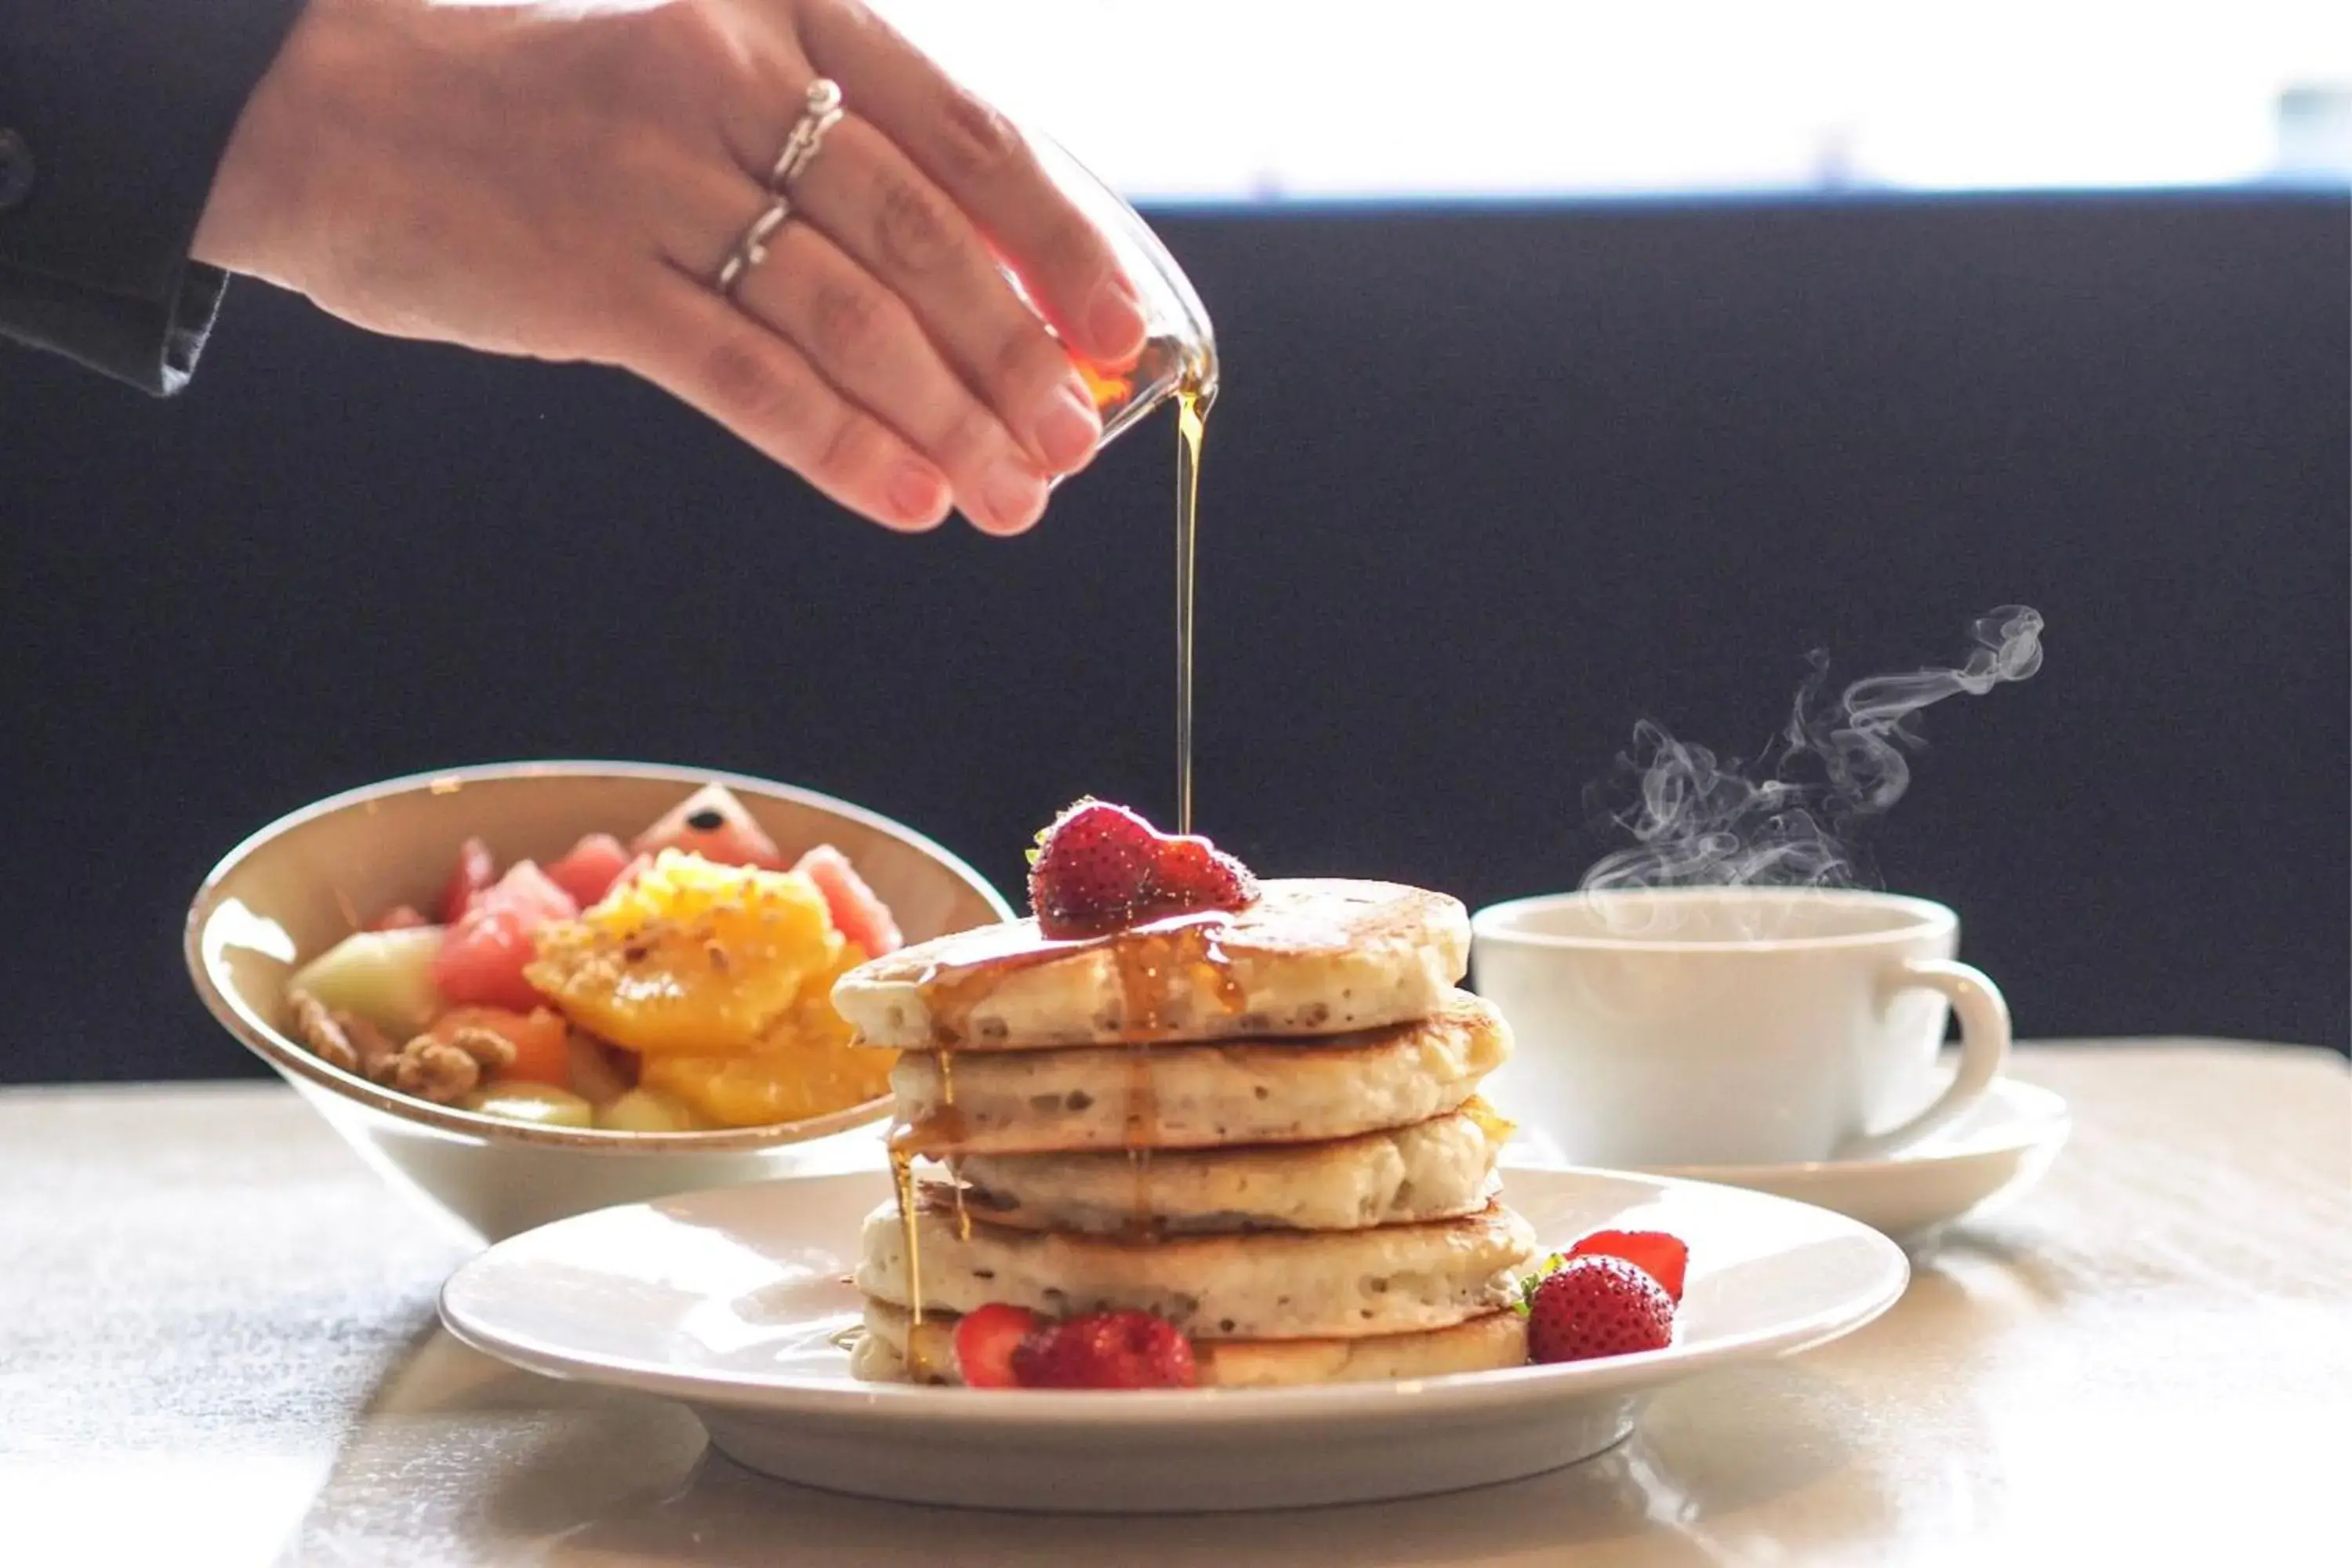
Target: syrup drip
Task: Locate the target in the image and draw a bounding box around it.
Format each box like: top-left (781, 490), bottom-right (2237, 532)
top-left (889, 920), bottom-right (1251, 1330)
top-left (910, 913), bottom-right (1239, 1047)
top-left (1094, 916), bottom-right (1250, 1237)
top-left (887, 1135), bottom-right (922, 1328)
top-left (913, 922), bottom-right (1103, 1046)
top-left (940, 1049), bottom-right (970, 1242)
top-left (887, 1068), bottom-right (971, 1329)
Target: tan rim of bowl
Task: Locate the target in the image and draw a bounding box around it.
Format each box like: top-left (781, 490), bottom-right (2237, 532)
top-left (184, 760), bottom-right (1014, 1155)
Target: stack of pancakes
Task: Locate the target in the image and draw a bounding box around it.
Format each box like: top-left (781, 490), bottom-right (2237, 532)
top-left (832, 879), bottom-right (1539, 1387)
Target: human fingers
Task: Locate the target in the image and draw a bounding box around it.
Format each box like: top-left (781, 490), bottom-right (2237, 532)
top-left (791, 0), bottom-right (1147, 368)
top-left (627, 267), bottom-right (956, 533)
top-left (710, 185), bottom-right (1053, 534)
top-left (765, 107), bottom-right (1103, 481)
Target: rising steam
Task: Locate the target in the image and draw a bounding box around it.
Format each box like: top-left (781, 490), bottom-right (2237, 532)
top-left (1580, 606), bottom-right (2046, 893)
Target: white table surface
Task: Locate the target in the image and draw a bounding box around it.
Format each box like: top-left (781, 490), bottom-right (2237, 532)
top-left (3, 1040), bottom-right (2346, 1566)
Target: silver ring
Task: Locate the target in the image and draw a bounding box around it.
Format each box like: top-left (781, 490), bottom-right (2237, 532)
top-left (766, 78), bottom-right (845, 192)
top-left (715, 79), bottom-right (847, 299)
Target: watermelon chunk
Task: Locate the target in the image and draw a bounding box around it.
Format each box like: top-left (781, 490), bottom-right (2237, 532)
top-left (430, 861), bottom-right (579, 1011)
top-left (438, 837), bottom-right (498, 924)
top-left (631, 783), bottom-right (786, 870)
top-left (791, 844), bottom-right (902, 957)
top-left (546, 833), bottom-right (633, 909)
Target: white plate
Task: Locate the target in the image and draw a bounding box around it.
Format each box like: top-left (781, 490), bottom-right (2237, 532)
top-left (438, 1167), bottom-right (1907, 1512)
top-left (1641, 1079), bottom-right (2071, 1244)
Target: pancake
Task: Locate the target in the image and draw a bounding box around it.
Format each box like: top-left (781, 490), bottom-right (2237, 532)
top-left (952, 1105), bottom-right (1508, 1235)
top-left (833, 879), bottom-right (1470, 1049)
top-left (853, 1298), bottom-right (1530, 1387)
top-left (856, 1186), bottom-right (1538, 1340)
top-left (889, 990), bottom-right (1508, 1155)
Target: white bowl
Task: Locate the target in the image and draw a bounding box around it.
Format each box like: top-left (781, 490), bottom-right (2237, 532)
top-left (186, 761), bottom-right (1011, 1242)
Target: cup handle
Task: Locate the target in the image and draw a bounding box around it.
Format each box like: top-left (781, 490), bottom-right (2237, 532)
top-left (1836, 958), bottom-right (2012, 1160)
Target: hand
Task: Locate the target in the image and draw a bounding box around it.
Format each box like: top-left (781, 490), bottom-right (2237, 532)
top-left (192, 0), bottom-right (1149, 535)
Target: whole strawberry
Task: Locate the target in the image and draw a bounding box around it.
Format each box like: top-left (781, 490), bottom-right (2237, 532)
top-left (1523, 1255), bottom-right (1676, 1364)
top-left (1029, 800), bottom-right (1158, 937)
top-left (1009, 1308), bottom-right (1197, 1389)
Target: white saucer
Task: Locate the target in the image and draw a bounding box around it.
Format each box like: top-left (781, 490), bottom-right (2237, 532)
top-left (439, 1167), bottom-right (1907, 1513)
top-left (1508, 1079), bottom-right (2071, 1246)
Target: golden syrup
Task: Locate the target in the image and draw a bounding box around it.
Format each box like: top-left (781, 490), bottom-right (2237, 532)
top-left (1073, 333), bottom-right (1214, 837)
top-left (1105, 920), bottom-right (1184, 1234)
top-left (909, 912), bottom-right (1236, 1045)
top-left (913, 924), bottom-right (1098, 1045)
top-left (887, 1135), bottom-right (922, 1328)
top-left (902, 914), bottom-right (1254, 1243)
top-left (1461, 1094), bottom-right (1517, 1147)
top-left (939, 1049), bottom-right (971, 1242)
top-left (887, 1065), bottom-right (975, 1329)
top-left (1098, 912), bottom-right (1249, 1236)
top-left (1174, 380), bottom-right (1212, 837)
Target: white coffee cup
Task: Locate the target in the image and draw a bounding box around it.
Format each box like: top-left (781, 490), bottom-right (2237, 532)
top-left (1469, 887), bottom-right (2009, 1168)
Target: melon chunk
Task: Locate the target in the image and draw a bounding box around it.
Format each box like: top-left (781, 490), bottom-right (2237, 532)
top-left (287, 927), bottom-right (446, 1038)
top-left (457, 1083), bottom-right (595, 1128)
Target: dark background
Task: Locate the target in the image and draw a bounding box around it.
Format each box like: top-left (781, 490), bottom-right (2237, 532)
top-left (5, 190), bottom-right (2346, 1082)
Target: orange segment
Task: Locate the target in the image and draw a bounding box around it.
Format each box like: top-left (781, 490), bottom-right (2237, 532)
top-left (640, 1046), bottom-right (893, 1128)
top-left (524, 850), bottom-right (840, 1057)
top-left (641, 943), bottom-right (897, 1127)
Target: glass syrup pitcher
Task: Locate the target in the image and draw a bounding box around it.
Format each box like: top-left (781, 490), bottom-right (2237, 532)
top-left (1017, 131), bottom-right (1218, 463)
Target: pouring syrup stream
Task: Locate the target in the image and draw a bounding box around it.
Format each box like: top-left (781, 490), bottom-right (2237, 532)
top-left (889, 365), bottom-right (1218, 1361)
top-left (1174, 380), bottom-right (1212, 836)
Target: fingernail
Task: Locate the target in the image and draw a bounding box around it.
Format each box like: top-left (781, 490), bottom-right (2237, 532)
top-left (888, 463), bottom-right (947, 526)
top-left (1033, 382), bottom-right (1102, 473)
top-left (1085, 276), bottom-right (1148, 361)
top-left (981, 459), bottom-right (1047, 533)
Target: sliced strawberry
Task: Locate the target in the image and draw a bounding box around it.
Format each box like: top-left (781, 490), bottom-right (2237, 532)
top-left (1027, 799), bottom-right (1158, 938)
top-left (1027, 798), bottom-right (1259, 938)
top-left (1010, 1308), bottom-right (1196, 1389)
top-left (952, 1302), bottom-right (1045, 1389)
top-left (367, 904), bottom-right (430, 932)
top-left (438, 837), bottom-right (498, 925)
top-left (1142, 834), bottom-right (1258, 916)
top-left (1567, 1229), bottom-right (1690, 1304)
top-left (1525, 1256), bottom-right (1675, 1365)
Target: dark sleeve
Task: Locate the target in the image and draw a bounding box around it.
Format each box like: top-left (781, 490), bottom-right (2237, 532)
top-left (0, 0), bottom-right (307, 394)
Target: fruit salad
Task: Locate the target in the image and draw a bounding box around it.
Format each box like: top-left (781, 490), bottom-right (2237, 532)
top-left (281, 783), bottom-right (905, 1132)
